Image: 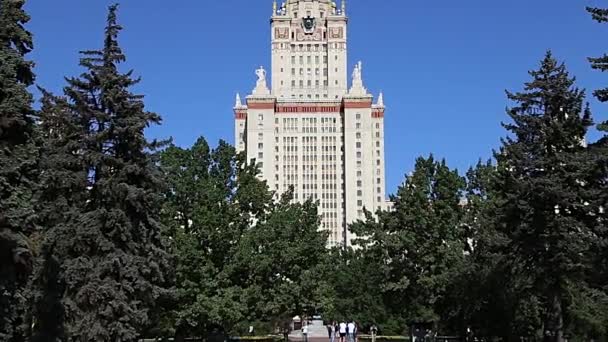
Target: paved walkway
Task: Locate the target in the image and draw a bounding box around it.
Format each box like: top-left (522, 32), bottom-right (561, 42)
top-left (288, 338), bottom-right (330, 342)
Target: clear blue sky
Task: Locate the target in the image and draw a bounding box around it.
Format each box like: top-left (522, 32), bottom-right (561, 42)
top-left (25, 0), bottom-right (608, 194)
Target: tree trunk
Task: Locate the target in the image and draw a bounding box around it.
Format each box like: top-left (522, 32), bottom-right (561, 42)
top-left (174, 325), bottom-right (187, 342)
top-left (544, 291), bottom-right (564, 342)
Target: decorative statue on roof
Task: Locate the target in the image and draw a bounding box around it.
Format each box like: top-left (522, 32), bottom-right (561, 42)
top-left (352, 61), bottom-right (362, 84)
top-left (256, 66), bottom-right (267, 88)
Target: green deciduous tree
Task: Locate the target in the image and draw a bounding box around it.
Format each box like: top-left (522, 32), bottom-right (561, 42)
top-left (0, 0), bottom-right (37, 340)
top-left (160, 138), bottom-right (265, 339)
top-left (34, 4), bottom-right (173, 340)
top-left (234, 190), bottom-right (329, 326)
top-left (161, 137), bottom-right (332, 340)
top-left (351, 155), bottom-right (466, 331)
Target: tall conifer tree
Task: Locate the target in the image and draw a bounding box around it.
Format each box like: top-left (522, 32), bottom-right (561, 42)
top-left (0, 0), bottom-right (37, 340)
top-left (493, 51), bottom-right (600, 342)
top-left (35, 4), bottom-right (173, 340)
top-left (582, 7), bottom-right (608, 338)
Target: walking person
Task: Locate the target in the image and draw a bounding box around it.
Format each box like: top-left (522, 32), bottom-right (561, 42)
top-left (347, 320), bottom-right (356, 342)
top-left (302, 322), bottom-right (309, 342)
top-left (327, 321), bottom-right (336, 342)
top-left (339, 321), bottom-right (347, 342)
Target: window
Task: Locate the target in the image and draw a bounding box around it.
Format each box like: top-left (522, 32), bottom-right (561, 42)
top-left (357, 180), bottom-right (362, 187)
top-left (291, 68), bottom-right (295, 76)
top-left (299, 80), bottom-right (304, 88)
top-left (323, 56), bottom-right (328, 63)
top-left (357, 171), bottom-right (362, 177)
top-left (323, 68), bottom-right (328, 76)
top-left (356, 152), bottom-right (362, 158)
top-left (320, 11), bottom-right (325, 18)
top-left (356, 133), bottom-right (361, 139)
top-left (376, 123), bottom-right (380, 129)
top-left (358, 200), bottom-right (363, 207)
top-left (378, 197), bottom-right (382, 203)
top-left (291, 80), bottom-right (296, 87)
top-left (300, 56), bottom-right (304, 64)
top-left (356, 123), bottom-right (361, 129)
top-left (376, 141), bottom-right (380, 147)
top-left (258, 114), bottom-right (263, 121)
top-left (377, 178), bottom-right (381, 184)
top-left (258, 143), bottom-right (263, 149)
top-left (300, 68), bottom-right (304, 75)
top-left (307, 56), bottom-right (311, 64)
top-left (280, 68), bottom-right (284, 72)
top-left (258, 133), bottom-right (263, 140)
top-left (356, 142), bottom-right (361, 148)
top-left (335, 80), bottom-right (338, 85)
top-left (315, 56), bottom-right (320, 64)
top-left (315, 80), bottom-right (320, 87)
top-left (307, 68), bottom-right (311, 75)
top-left (258, 152), bottom-right (263, 159)
top-left (315, 68), bottom-right (320, 75)
top-left (356, 113), bottom-right (361, 120)
top-left (376, 132), bottom-right (380, 138)
top-left (357, 190), bottom-right (362, 197)
top-left (377, 187), bottom-right (381, 194)
top-left (376, 159), bottom-right (381, 166)
top-left (291, 56), bottom-right (296, 64)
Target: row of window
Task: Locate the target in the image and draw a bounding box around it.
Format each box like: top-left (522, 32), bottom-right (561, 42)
top-left (290, 55), bottom-right (329, 65)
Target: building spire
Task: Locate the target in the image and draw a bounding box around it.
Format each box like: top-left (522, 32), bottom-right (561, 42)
top-left (235, 93), bottom-right (242, 107)
top-left (341, 0), bottom-right (346, 15)
top-left (377, 92), bottom-right (384, 107)
top-left (273, 0), bottom-right (277, 15)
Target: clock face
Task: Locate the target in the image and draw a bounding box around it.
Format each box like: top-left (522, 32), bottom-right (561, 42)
top-left (303, 17), bottom-right (316, 32)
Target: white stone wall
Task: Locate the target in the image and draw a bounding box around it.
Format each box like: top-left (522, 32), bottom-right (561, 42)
top-left (245, 103), bottom-right (276, 180)
top-left (272, 109), bottom-right (345, 246)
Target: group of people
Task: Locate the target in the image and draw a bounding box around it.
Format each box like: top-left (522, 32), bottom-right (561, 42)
top-left (327, 321), bottom-right (358, 342)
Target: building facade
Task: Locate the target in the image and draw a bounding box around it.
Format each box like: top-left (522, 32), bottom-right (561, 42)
top-left (234, 0), bottom-right (387, 247)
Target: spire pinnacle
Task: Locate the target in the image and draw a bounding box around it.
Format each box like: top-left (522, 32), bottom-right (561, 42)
top-left (273, 0), bottom-right (277, 15)
top-left (341, 0), bottom-right (346, 15)
top-left (235, 93), bottom-right (242, 107)
top-left (378, 92), bottom-right (384, 107)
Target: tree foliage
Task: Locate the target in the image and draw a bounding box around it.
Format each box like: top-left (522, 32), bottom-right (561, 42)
top-left (33, 5), bottom-right (173, 341)
top-left (350, 155), bottom-right (466, 332)
top-left (0, 0), bottom-right (37, 340)
top-left (160, 138), bottom-right (330, 339)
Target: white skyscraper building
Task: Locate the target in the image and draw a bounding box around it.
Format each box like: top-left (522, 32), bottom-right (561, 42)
top-left (234, 0), bottom-right (387, 247)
